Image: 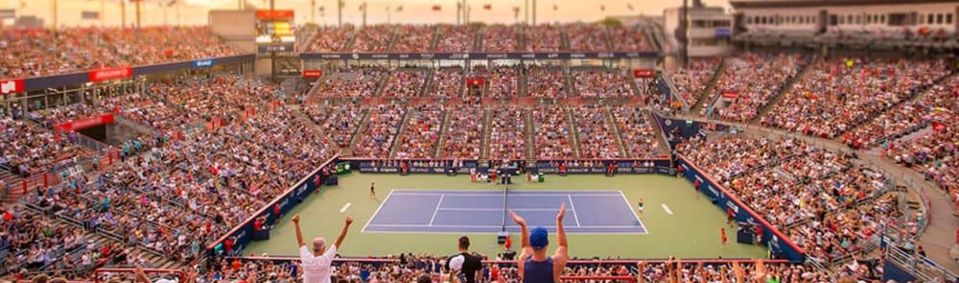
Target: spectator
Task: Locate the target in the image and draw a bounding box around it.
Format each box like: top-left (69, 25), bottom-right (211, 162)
top-left (293, 214), bottom-right (353, 283)
top-left (447, 236), bottom-right (482, 283)
top-left (510, 203), bottom-right (568, 283)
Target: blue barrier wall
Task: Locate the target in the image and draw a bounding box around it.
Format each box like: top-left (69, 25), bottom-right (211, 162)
top-left (676, 156), bottom-right (806, 263)
top-left (206, 155), bottom-right (339, 257)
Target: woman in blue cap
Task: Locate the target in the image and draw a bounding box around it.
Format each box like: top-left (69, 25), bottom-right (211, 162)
top-left (509, 202), bottom-right (568, 283)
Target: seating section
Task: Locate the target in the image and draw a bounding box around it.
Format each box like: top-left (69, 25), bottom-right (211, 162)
top-left (395, 105), bottom-right (444, 159)
top-left (573, 106), bottom-right (620, 158)
top-left (488, 107), bottom-right (527, 161)
top-left (533, 107), bottom-right (575, 159)
top-left (440, 107), bottom-right (483, 159)
top-left (762, 58), bottom-right (948, 138)
top-left (712, 53), bottom-right (803, 121)
top-left (611, 107), bottom-right (663, 158)
top-left (668, 58), bottom-right (721, 104)
top-left (572, 69), bottom-right (632, 97)
top-left (353, 104), bottom-right (407, 158)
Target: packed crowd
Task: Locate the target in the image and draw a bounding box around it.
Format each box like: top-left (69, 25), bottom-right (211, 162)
top-left (667, 58), bottom-right (721, 105)
top-left (522, 25), bottom-right (564, 52)
top-left (428, 68), bottom-right (465, 98)
top-left (353, 104), bottom-right (407, 158)
top-left (566, 24), bottom-right (611, 52)
top-left (679, 135), bottom-right (902, 264)
top-left (304, 104), bottom-right (364, 148)
top-left (525, 67), bottom-right (568, 98)
top-left (314, 67), bottom-right (386, 98)
top-left (572, 106), bottom-right (621, 159)
top-left (487, 107), bottom-right (528, 161)
top-left (712, 53), bottom-right (804, 121)
top-left (533, 107), bottom-right (576, 159)
top-left (482, 66), bottom-right (520, 98)
top-left (481, 25), bottom-right (520, 52)
top-left (611, 107), bottom-right (664, 158)
top-left (391, 26), bottom-right (435, 53)
top-left (304, 26), bottom-right (353, 52)
top-left (346, 25), bottom-right (394, 53)
top-left (395, 105), bottom-right (445, 159)
top-left (440, 107), bottom-right (484, 160)
top-left (381, 70), bottom-right (429, 98)
top-left (436, 25), bottom-right (475, 53)
top-left (572, 69), bottom-right (633, 98)
top-left (0, 117), bottom-right (92, 177)
top-left (0, 27), bottom-right (239, 79)
top-left (843, 75), bottom-right (959, 149)
top-left (762, 57), bottom-right (948, 138)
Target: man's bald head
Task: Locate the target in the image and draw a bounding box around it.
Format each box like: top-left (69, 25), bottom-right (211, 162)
top-left (312, 237), bottom-right (327, 254)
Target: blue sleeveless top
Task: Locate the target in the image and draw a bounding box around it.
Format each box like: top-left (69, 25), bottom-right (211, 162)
top-left (523, 257), bottom-right (555, 283)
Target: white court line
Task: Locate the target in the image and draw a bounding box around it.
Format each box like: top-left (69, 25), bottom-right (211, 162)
top-left (661, 204), bottom-right (673, 215)
top-left (361, 190), bottom-right (396, 233)
top-left (367, 224), bottom-right (643, 228)
top-left (428, 194), bottom-right (445, 226)
top-left (439, 207), bottom-right (569, 212)
top-left (391, 192), bottom-right (620, 197)
top-left (339, 203), bottom-right (352, 213)
top-left (567, 194), bottom-right (582, 227)
top-left (619, 191), bottom-right (649, 234)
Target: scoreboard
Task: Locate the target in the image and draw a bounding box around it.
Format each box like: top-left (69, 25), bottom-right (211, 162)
top-left (256, 10), bottom-right (295, 53)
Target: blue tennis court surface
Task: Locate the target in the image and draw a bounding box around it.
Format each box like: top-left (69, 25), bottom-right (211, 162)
top-left (363, 190), bottom-right (647, 234)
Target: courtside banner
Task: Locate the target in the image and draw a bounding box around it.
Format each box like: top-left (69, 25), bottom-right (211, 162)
top-left (301, 51), bottom-right (659, 60)
top-left (88, 67), bottom-right (132, 82)
top-left (0, 79), bottom-right (25, 95)
top-left (207, 155), bottom-right (338, 258)
top-left (54, 113), bottom-right (116, 132)
top-left (676, 156), bottom-right (805, 262)
top-left (343, 158), bottom-right (479, 174)
top-left (535, 159), bottom-right (672, 174)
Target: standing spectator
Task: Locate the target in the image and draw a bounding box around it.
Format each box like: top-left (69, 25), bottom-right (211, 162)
top-left (510, 203), bottom-right (568, 283)
top-left (292, 214), bottom-right (353, 283)
top-left (447, 236), bottom-right (482, 283)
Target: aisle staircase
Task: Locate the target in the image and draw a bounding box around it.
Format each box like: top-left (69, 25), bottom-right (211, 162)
top-left (690, 58), bottom-right (727, 114)
top-left (387, 108), bottom-right (414, 158)
top-left (605, 107), bottom-right (628, 158)
top-left (479, 109), bottom-right (493, 161)
top-left (564, 107), bottom-right (583, 159)
top-left (433, 110), bottom-right (452, 158)
top-left (752, 54), bottom-right (819, 123)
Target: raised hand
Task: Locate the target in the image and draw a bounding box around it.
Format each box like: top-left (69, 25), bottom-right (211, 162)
top-left (291, 214), bottom-right (300, 224)
top-left (345, 216), bottom-right (354, 225)
top-left (509, 210), bottom-right (527, 226)
top-left (556, 202), bottom-right (567, 222)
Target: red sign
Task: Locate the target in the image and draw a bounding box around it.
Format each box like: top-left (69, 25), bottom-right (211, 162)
top-left (466, 77), bottom-right (486, 87)
top-left (721, 91), bottom-right (739, 99)
top-left (55, 114), bottom-right (115, 132)
top-left (256, 10), bottom-right (294, 20)
top-left (302, 70), bottom-right (323, 78)
top-left (0, 79), bottom-right (24, 95)
top-left (88, 67), bottom-right (132, 82)
top-left (932, 121), bottom-right (947, 132)
top-left (432, 5), bottom-right (442, 11)
top-left (633, 69), bottom-right (655, 78)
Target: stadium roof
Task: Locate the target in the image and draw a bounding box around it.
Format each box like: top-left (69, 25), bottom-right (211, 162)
top-left (730, 0), bottom-right (957, 8)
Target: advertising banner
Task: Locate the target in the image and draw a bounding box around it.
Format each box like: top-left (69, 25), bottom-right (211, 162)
top-left (88, 67), bottom-right (132, 82)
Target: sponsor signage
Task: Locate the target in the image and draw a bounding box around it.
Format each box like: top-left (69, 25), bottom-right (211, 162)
top-left (633, 69), bottom-right (656, 78)
top-left (88, 67), bottom-right (132, 82)
top-left (193, 59), bottom-right (215, 68)
top-left (0, 79), bottom-right (25, 95)
top-left (55, 113), bottom-right (115, 132)
top-left (302, 69), bottom-right (323, 78)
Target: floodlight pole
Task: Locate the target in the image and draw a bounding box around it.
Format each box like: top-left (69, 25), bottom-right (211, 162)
top-left (532, 0), bottom-right (536, 26)
top-left (50, 0), bottom-right (57, 32)
top-left (311, 0), bottom-right (316, 25)
top-left (135, 0), bottom-right (141, 30)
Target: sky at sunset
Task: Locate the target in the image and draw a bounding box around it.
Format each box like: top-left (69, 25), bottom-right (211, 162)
top-left (3, 0), bottom-right (731, 27)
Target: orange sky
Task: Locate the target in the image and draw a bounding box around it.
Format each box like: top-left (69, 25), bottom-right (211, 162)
top-left (3, 0), bottom-right (730, 27)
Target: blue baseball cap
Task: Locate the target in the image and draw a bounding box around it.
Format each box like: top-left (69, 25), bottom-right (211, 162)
top-left (529, 227), bottom-right (549, 250)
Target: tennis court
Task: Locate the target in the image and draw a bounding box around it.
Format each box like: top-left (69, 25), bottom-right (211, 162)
top-left (363, 189), bottom-right (647, 234)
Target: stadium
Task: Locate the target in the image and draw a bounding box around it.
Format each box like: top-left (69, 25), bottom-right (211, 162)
top-left (0, 0), bottom-right (958, 282)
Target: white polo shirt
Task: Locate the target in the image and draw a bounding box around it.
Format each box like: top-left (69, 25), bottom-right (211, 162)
top-left (300, 244), bottom-right (337, 283)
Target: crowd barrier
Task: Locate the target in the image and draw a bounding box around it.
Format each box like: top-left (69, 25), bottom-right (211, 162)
top-left (204, 154), bottom-right (340, 258)
top-left (675, 155), bottom-right (806, 263)
top-left (340, 158), bottom-right (674, 175)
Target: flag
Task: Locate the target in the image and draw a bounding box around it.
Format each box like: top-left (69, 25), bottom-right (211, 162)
top-left (167, 0), bottom-right (176, 7)
top-left (81, 11), bottom-right (100, 20)
top-left (338, 0), bottom-right (345, 8)
top-left (319, 6), bottom-right (324, 12)
top-left (627, 4), bottom-right (634, 11)
top-left (396, 5), bottom-right (403, 12)
top-left (600, 5), bottom-right (605, 11)
top-left (19, 0), bottom-right (26, 9)
top-left (483, 4), bottom-right (491, 10)
top-left (359, 3), bottom-right (366, 11)
top-left (432, 5), bottom-right (441, 11)
top-left (553, 4), bottom-right (558, 11)
top-left (513, 6), bottom-right (520, 13)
